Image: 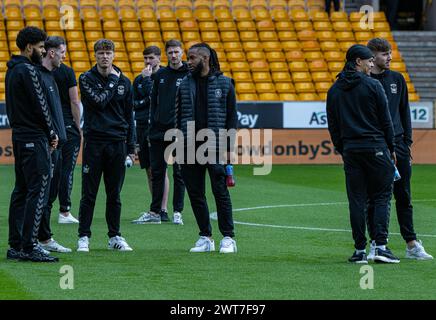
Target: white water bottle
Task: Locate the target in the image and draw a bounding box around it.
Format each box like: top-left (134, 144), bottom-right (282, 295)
top-left (125, 155), bottom-right (133, 168)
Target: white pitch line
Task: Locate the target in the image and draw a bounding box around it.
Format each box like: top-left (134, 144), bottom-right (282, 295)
top-left (210, 199), bottom-right (436, 238)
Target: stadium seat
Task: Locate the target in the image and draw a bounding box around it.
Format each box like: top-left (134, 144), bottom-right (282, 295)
top-left (312, 71), bottom-right (332, 82)
top-left (390, 61), bottom-right (407, 72)
top-left (239, 31), bottom-right (259, 41)
top-left (317, 31), bottom-right (336, 41)
top-left (141, 20), bottom-right (160, 31)
top-left (252, 71), bottom-right (272, 82)
top-left (255, 82), bottom-right (275, 93)
top-left (82, 7), bottom-right (99, 21)
top-left (143, 31), bottom-right (162, 42)
top-left (232, 71), bottom-right (252, 82)
top-left (301, 41), bottom-right (320, 51)
top-left (243, 41), bottom-right (263, 51)
top-left (373, 31), bottom-right (394, 41)
top-left (292, 72), bottom-right (312, 82)
top-left (215, 50), bottom-right (227, 61)
top-left (272, 72), bottom-right (292, 82)
top-left (202, 31), bottom-right (221, 42)
top-left (289, 61), bottom-right (309, 72)
top-left (262, 41), bottom-right (282, 51)
top-left (291, 10), bottom-right (310, 22)
top-left (259, 31), bottom-right (279, 42)
top-left (104, 31), bottom-right (123, 41)
top-left (126, 42), bottom-right (143, 52)
top-left (349, 12), bottom-right (364, 22)
top-left (275, 82), bottom-right (296, 93)
top-left (223, 42), bottom-right (243, 51)
top-left (85, 31), bottom-right (104, 41)
top-left (236, 82), bottom-right (256, 93)
top-left (218, 21), bottom-right (237, 31)
top-left (313, 21), bottom-right (333, 31)
top-left (298, 30), bottom-right (317, 41)
top-left (83, 20), bottom-right (102, 31)
top-left (72, 61), bottom-right (91, 72)
top-left (221, 31), bottom-right (240, 42)
top-left (0, 41), bottom-right (8, 51)
top-left (226, 51), bottom-right (246, 62)
top-left (214, 7), bottom-right (233, 21)
top-left (328, 61), bottom-right (343, 72)
top-left (123, 21), bottom-right (141, 31)
top-left (271, 8), bottom-right (289, 21)
top-left (315, 82), bottom-right (332, 92)
top-left (101, 8), bottom-right (118, 20)
top-left (125, 32), bottom-right (144, 42)
top-left (279, 93), bottom-right (298, 101)
top-left (5, 6), bottom-right (22, 20)
top-left (311, 11), bottom-right (329, 21)
top-left (102, 20), bottom-right (121, 31)
top-left (66, 31), bottom-right (85, 41)
top-left (323, 51), bottom-right (343, 62)
top-left (158, 8), bottom-right (176, 21)
top-left (194, 0), bottom-right (212, 9)
top-left (230, 61), bottom-right (250, 72)
top-left (266, 51), bottom-right (286, 62)
top-left (406, 82), bottom-right (416, 93)
top-left (269, 61), bottom-right (289, 71)
top-left (252, 7), bottom-right (271, 21)
top-left (183, 31), bottom-right (201, 42)
top-left (329, 11), bottom-right (348, 21)
top-left (26, 21), bottom-right (45, 29)
top-left (198, 21), bottom-right (218, 31)
top-left (237, 20), bottom-right (256, 31)
top-left (299, 92), bottom-right (319, 100)
top-left (176, 8), bottom-right (194, 20)
top-left (259, 93), bottom-right (280, 101)
top-left (355, 32), bottom-right (374, 42)
top-left (278, 31), bottom-right (297, 41)
top-left (339, 41), bottom-right (355, 51)
top-left (195, 8), bottom-right (214, 21)
top-left (332, 21), bottom-right (352, 31)
top-left (69, 51), bottom-right (89, 61)
top-left (138, 8), bottom-right (157, 21)
top-left (285, 50), bottom-right (305, 61)
top-left (336, 32), bottom-right (355, 41)
top-left (246, 51), bottom-right (266, 61)
top-left (275, 21), bottom-right (294, 31)
top-left (373, 12), bottom-right (387, 21)
top-left (409, 93), bottom-right (419, 102)
top-left (7, 20), bottom-right (25, 31)
top-left (160, 21), bottom-right (180, 31)
top-left (233, 8), bottom-right (252, 21)
top-left (294, 21), bottom-right (313, 31)
top-left (304, 51), bottom-right (324, 61)
top-left (320, 41), bottom-right (340, 51)
top-left (309, 60), bottom-right (328, 72)
top-left (250, 60), bottom-right (269, 71)
top-left (239, 93), bottom-right (259, 101)
top-left (119, 0), bottom-right (135, 8)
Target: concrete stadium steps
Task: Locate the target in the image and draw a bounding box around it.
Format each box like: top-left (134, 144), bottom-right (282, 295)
top-left (393, 31), bottom-right (436, 101)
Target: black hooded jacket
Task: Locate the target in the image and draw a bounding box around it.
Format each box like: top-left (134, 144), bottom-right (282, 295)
top-left (149, 62), bottom-right (190, 140)
top-left (79, 65), bottom-right (135, 154)
top-left (5, 55), bottom-right (56, 141)
top-left (326, 69), bottom-right (395, 154)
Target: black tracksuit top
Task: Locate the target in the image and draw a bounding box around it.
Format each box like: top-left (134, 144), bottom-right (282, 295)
top-left (327, 71), bottom-right (395, 154)
top-left (370, 69), bottom-right (412, 146)
top-left (79, 65), bottom-right (135, 154)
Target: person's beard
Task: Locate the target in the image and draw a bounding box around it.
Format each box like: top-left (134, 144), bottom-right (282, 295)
top-left (30, 48), bottom-right (42, 65)
top-left (192, 60), bottom-right (204, 76)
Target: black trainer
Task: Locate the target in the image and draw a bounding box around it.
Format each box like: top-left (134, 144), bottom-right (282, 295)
top-left (160, 210), bottom-right (170, 222)
top-left (6, 248), bottom-right (23, 261)
top-left (20, 245), bottom-right (59, 263)
top-left (374, 247), bottom-right (400, 264)
top-left (348, 251), bottom-right (368, 264)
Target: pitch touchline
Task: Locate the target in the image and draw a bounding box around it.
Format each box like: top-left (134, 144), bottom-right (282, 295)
top-left (210, 199), bottom-right (436, 238)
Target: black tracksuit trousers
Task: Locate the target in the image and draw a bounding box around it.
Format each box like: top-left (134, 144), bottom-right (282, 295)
top-left (78, 140), bottom-right (126, 239)
top-left (343, 149), bottom-right (394, 250)
top-left (9, 137), bottom-right (51, 253)
top-left (149, 139), bottom-right (185, 213)
top-left (59, 130), bottom-right (81, 213)
top-left (38, 148), bottom-right (61, 242)
top-left (367, 139), bottom-right (416, 243)
top-left (180, 163), bottom-right (234, 238)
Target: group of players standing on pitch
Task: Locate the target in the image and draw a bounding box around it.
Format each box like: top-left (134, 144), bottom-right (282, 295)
top-left (5, 26), bottom-right (237, 262)
top-left (4, 26), bottom-right (433, 264)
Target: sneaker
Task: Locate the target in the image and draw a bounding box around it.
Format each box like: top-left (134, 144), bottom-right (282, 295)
top-left (34, 243), bottom-right (50, 255)
top-left (20, 245), bottom-right (59, 262)
top-left (190, 236), bottom-right (215, 253)
top-left (374, 247), bottom-right (400, 264)
top-left (367, 241), bottom-right (376, 261)
top-left (6, 248), bottom-right (23, 261)
top-left (405, 240), bottom-right (433, 260)
top-left (348, 251), bottom-right (368, 264)
top-left (58, 212), bottom-right (79, 224)
top-left (160, 210), bottom-right (170, 222)
top-left (131, 212), bottom-right (161, 224)
top-left (219, 237), bottom-right (237, 254)
top-left (77, 236), bottom-right (89, 252)
top-left (39, 239), bottom-right (72, 253)
top-left (108, 236), bottom-right (133, 251)
top-left (173, 211), bottom-right (184, 225)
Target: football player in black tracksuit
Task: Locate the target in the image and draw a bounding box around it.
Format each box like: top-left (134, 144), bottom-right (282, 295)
top-left (77, 39), bottom-right (135, 252)
top-left (37, 36), bottom-right (72, 254)
top-left (367, 38), bottom-right (433, 260)
top-left (132, 40), bottom-right (188, 225)
top-left (6, 27), bottom-right (59, 262)
top-left (176, 43), bottom-right (238, 253)
top-left (53, 61), bottom-right (81, 225)
top-left (131, 46), bottom-right (170, 218)
top-left (327, 44), bottom-right (400, 264)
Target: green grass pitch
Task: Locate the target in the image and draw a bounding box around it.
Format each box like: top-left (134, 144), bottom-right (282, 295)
top-left (0, 164), bottom-right (435, 300)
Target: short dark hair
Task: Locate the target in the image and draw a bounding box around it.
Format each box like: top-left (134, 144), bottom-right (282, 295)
top-left (94, 39), bottom-right (115, 52)
top-left (143, 46), bottom-right (161, 57)
top-left (367, 38), bottom-right (392, 53)
top-left (16, 26), bottom-right (47, 51)
top-left (165, 39), bottom-right (182, 52)
top-left (44, 36), bottom-right (66, 51)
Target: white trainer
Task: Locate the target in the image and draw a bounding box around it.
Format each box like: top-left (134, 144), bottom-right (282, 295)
top-left (108, 236), bottom-right (133, 251)
top-left (190, 236), bottom-right (215, 253)
top-left (58, 212), bottom-right (79, 224)
top-left (173, 212), bottom-right (184, 225)
top-left (39, 238), bottom-right (72, 253)
top-left (77, 236), bottom-right (89, 252)
top-left (219, 237), bottom-right (237, 253)
top-left (367, 240), bottom-right (376, 261)
top-left (406, 240), bottom-right (433, 260)
top-left (131, 212), bottom-right (161, 224)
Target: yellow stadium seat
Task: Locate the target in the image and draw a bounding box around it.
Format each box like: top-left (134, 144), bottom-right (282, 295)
top-left (126, 42), bottom-right (144, 52)
top-left (123, 21), bottom-right (141, 31)
top-left (199, 21), bottom-right (218, 31)
top-left (320, 41), bottom-right (340, 51)
top-left (278, 31), bottom-right (297, 41)
top-left (275, 82), bottom-right (295, 93)
top-left (301, 41), bottom-right (320, 51)
top-left (297, 30), bottom-right (317, 41)
top-left (256, 82), bottom-right (276, 93)
top-left (275, 21), bottom-right (294, 31)
top-left (42, 0), bottom-right (60, 6)
top-left (85, 31), bottom-right (104, 41)
top-left (226, 51), bottom-right (246, 61)
top-left (0, 42), bottom-right (8, 51)
top-left (230, 61), bottom-right (250, 71)
top-left (233, 71), bottom-right (252, 82)
top-left (266, 51), bottom-right (286, 62)
top-left (116, 61), bottom-right (131, 72)
top-left (408, 93), bottom-right (419, 102)
top-left (66, 31), bottom-right (85, 41)
top-left (175, 0), bottom-right (192, 8)
top-left (349, 12), bottom-right (364, 22)
top-left (332, 21), bottom-right (352, 31)
top-left (339, 41), bottom-right (355, 51)
top-left (141, 20), bottom-right (160, 31)
top-left (316, 31), bottom-right (336, 41)
top-left (195, 8), bottom-right (214, 21)
top-left (83, 20), bottom-right (102, 31)
top-left (7, 20), bottom-right (25, 31)
top-left (311, 11), bottom-right (329, 21)
top-left (289, 61), bottom-right (309, 72)
top-left (208, 41), bottom-right (224, 51)
top-left (129, 52), bottom-right (144, 61)
top-left (102, 20), bottom-right (121, 31)
top-left (324, 51), bottom-right (344, 62)
top-left (176, 8), bottom-right (194, 20)
top-left (179, 20), bottom-right (198, 31)
top-left (239, 93), bottom-right (259, 101)
top-left (291, 10), bottom-right (310, 22)
top-left (390, 61), bottom-right (407, 72)
top-left (309, 59), bottom-right (328, 71)
top-left (99, 0), bottom-right (116, 8)
top-left (26, 21), bottom-right (44, 29)
top-left (315, 82), bottom-right (332, 92)
top-left (145, 42), bottom-right (164, 52)
top-left (318, 92), bottom-right (327, 100)
top-left (66, 41), bottom-right (85, 51)
top-left (328, 61), bottom-right (343, 72)
top-left (194, 0), bottom-right (212, 9)
top-left (5, 6), bottom-right (22, 20)
top-left (119, 0), bottom-right (135, 8)
top-left (138, 8), bottom-right (157, 21)
top-left (233, 8), bottom-right (252, 21)
top-left (243, 41), bottom-right (263, 51)
top-left (72, 61), bottom-right (91, 72)
top-left (269, 61), bottom-right (289, 71)
top-left (221, 31), bottom-right (240, 42)
top-left (304, 51), bottom-right (324, 61)
top-left (104, 31), bottom-right (123, 41)
top-left (313, 21), bottom-right (332, 31)
top-left (281, 41), bottom-right (300, 51)
top-left (214, 7), bottom-right (233, 21)
top-left (185, 40), bottom-right (201, 48)
top-left (223, 41), bottom-right (243, 51)
top-left (252, 71), bottom-right (272, 82)
top-left (294, 21), bottom-right (313, 31)
top-left (202, 31), bottom-right (221, 42)
top-left (272, 72), bottom-right (292, 82)
top-left (215, 50), bottom-right (226, 61)
top-left (292, 72), bottom-right (312, 82)
top-left (373, 31), bottom-right (394, 40)
top-left (239, 31), bottom-right (259, 41)
top-left (373, 12), bottom-right (387, 21)
top-left (0, 61), bottom-right (7, 72)
top-left (285, 50), bottom-right (305, 61)
top-left (271, 8), bottom-right (288, 21)
top-left (250, 60), bottom-right (269, 71)
top-left (183, 31), bottom-right (201, 42)
top-left (355, 32), bottom-right (374, 42)
top-left (237, 20), bottom-right (256, 31)
top-left (392, 50), bottom-right (402, 60)
top-left (0, 51), bottom-right (9, 60)
top-left (250, 0), bottom-right (268, 8)
top-left (155, 0), bottom-right (172, 9)
top-left (160, 21), bottom-right (180, 31)
top-left (279, 93), bottom-right (298, 101)
top-left (246, 51), bottom-right (266, 61)
top-left (259, 93), bottom-right (280, 101)
top-left (143, 31), bottom-right (162, 42)
top-left (100, 8), bottom-right (118, 20)
top-left (80, 0), bottom-right (97, 6)
top-left (299, 92), bottom-right (319, 100)
top-left (212, 0), bottom-right (229, 9)
top-left (232, 0), bottom-right (249, 9)
top-left (312, 71), bottom-right (332, 82)
top-left (82, 7), bottom-right (99, 21)
top-left (45, 21), bottom-right (62, 31)
top-left (295, 82), bottom-right (315, 93)
top-left (262, 41), bottom-right (282, 51)
top-left (8, 30), bottom-right (19, 42)
top-left (236, 82), bottom-right (256, 93)
top-left (336, 32), bottom-right (355, 41)
top-left (131, 61), bottom-right (145, 72)
top-left (330, 11), bottom-right (348, 21)
top-left (125, 32), bottom-right (144, 42)
top-left (158, 8), bottom-right (177, 21)
top-left (259, 31), bottom-right (278, 42)
top-left (218, 21), bottom-right (237, 31)
top-left (252, 7), bottom-right (271, 21)
top-left (69, 51), bottom-right (89, 61)
top-left (24, 6), bottom-right (42, 20)
top-left (406, 82), bottom-right (416, 93)
top-left (43, 6), bottom-right (61, 20)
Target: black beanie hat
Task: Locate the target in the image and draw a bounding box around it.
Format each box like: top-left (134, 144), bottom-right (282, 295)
top-left (346, 44), bottom-right (374, 62)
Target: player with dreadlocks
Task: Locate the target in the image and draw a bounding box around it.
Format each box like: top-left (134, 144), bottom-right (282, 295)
top-left (175, 42), bottom-right (238, 253)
